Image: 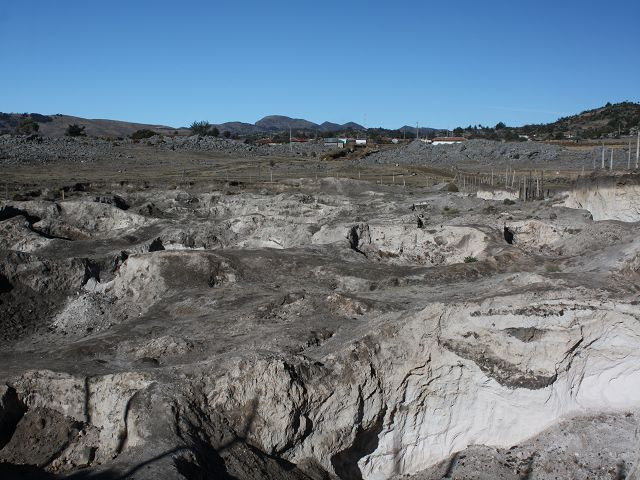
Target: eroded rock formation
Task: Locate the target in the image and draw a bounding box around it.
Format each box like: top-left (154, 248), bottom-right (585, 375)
top-left (1, 178), bottom-right (640, 479)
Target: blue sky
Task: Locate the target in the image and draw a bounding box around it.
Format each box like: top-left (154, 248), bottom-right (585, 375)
top-left (1, 0), bottom-right (638, 129)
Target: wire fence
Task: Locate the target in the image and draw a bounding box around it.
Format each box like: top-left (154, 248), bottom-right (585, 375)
top-left (453, 168), bottom-right (549, 200)
top-left (166, 166), bottom-right (456, 189)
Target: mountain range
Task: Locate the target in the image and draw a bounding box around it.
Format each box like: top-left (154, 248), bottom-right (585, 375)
top-left (2, 102), bottom-right (638, 139)
top-left (0, 113), bottom-right (367, 137)
top-left (214, 115), bottom-right (366, 135)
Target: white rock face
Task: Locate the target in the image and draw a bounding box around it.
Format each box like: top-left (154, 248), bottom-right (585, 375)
top-left (162, 291), bottom-right (640, 479)
top-left (357, 297), bottom-right (640, 479)
top-left (477, 188), bottom-right (519, 201)
top-left (340, 223), bottom-right (491, 264)
top-left (565, 175), bottom-right (640, 221)
top-left (11, 370), bottom-right (152, 464)
top-left (100, 250), bottom-right (237, 315)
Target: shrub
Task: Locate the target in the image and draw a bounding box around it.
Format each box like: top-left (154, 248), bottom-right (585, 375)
top-left (190, 120), bottom-right (212, 136)
top-left (28, 113), bottom-right (52, 123)
top-left (15, 118), bottom-right (39, 135)
top-left (463, 256), bottom-right (477, 263)
top-left (130, 129), bottom-right (158, 140)
top-left (223, 130), bottom-right (231, 138)
top-left (503, 198), bottom-right (516, 205)
top-left (447, 182), bottom-right (459, 192)
top-left (65, 124), bottom-right (86, 137)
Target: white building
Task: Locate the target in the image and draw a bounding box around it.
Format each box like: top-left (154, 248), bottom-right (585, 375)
top-left (323, 138), bottom-right (346, 148)
top-left (432, 137), bottom-right (466, 145)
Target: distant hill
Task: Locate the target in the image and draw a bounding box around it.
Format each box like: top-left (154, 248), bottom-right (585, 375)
top-left (448, 101), bottom-right (640, 142)
top-left (0, 112), bottom-right (369, 137)
top-left (0, 113), bottom-right (189, 138)
top-left (340, 122), bottom-right (366, 131)
top-left (214, 121), bottom-right (262, 136)
top-left (318, 121), bottom-right (342, 132)
top-left (520, 101), bottom-right (640, 139)
top-left (251, 115), bottom-right (365, 134)
top-left (217, 104), bottom-right (640, 139)
top-left (255, 115), bottom-right (319, 132)
top-left (397, 125), bottom-right (439, 136)
top-left (10, 103), bottom-right (636, 141)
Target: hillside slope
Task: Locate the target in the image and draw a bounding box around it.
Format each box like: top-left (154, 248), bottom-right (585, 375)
top-left (0, 113), bottom-right (368, 137)
top-left (519, 101), bottom-right (640, 139)
top-left (0, 113), bottom-right (188, 138)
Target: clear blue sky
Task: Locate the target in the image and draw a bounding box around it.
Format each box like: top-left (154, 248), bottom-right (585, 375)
top-left (1, 0), bottom-right (638, 129)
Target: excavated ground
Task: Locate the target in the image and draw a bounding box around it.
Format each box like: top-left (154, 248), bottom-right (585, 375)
top-left (1, 173), bottom-right (640, 480)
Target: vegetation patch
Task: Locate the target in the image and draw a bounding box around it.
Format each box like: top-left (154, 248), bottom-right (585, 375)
top-left (65, 124), bottom-right (86, 137)
top-left (190, 120), bottom-right (219, 137)
top-left (130, 129), bottom-right (158, 140)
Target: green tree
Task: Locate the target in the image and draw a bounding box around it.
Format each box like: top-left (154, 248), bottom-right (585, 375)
top-left (223, 130), bottom-right (231, 138)
top-left (495, 121), bottom-right (506, 130)
top-left (190, 120), bottom-right (212, 136)
top-left (210, 127), bottom-right (220, 137)
top-left (65, 124), bottom-right (86, 137)
top-left (129, 129), bottom-right (158, 140)
top-left (16, 118), bottom-right (39, 135)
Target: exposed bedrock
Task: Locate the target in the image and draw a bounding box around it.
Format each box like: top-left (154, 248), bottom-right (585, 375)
top-left (3, 292), bottom-right (640, 479)
top-left (565, 173), bottom-right (640, 222)
top-left (3, 182), bottom-right (640, 478)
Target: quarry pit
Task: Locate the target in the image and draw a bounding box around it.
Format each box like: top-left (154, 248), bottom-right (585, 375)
top-left (2, 145), bottom-right (640, 480)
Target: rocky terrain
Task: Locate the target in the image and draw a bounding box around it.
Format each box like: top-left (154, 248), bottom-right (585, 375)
top-left (2, 159), bottom-right (640, 480)
top-left (0, 135), bottom-right (331, 166)
top-left (362, 139), bottom-right (599, 169)
top-left (1, 134), bottom-right (611, 173)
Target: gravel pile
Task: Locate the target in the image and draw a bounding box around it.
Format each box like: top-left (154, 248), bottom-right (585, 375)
top-left (0, 135), bottom-right (127, 165)
top-left (157, 135), bottom-right (329, 157)
top-left (1, 134), bottom-right (600, 168)
top-left (0, 134), bottom-right (331, 165)
top-left (361, 139), bottom-right (598, 168)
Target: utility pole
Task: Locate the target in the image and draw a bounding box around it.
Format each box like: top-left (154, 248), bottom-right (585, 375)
top-left (610, 148), bottom-right (613, 170)
top-left (289, 127), bottom-right (292, 153)
top-left (416, 122), bottom-right (419, 140)
top-left (602, 143), bottom-right (605, 169)
top-left (636, 130), bottom-right (640, 169)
